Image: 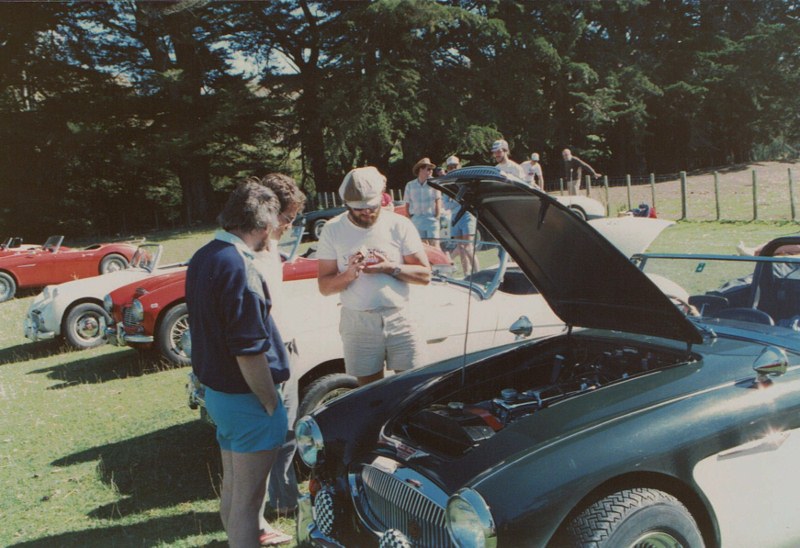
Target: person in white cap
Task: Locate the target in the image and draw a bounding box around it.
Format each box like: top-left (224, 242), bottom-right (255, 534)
top-left (520, 152), bottom-right (544, 189)
top-left (316, 166), bottom-right (432, 386)
top-left (490, 139), bottom-right (524, 179)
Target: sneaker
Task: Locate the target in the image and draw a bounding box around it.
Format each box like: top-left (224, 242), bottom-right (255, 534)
top-left (259, 528), bottom-right (292, 546)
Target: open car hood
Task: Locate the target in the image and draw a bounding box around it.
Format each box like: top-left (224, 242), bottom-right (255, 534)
top-left (430, 166), bottom-right (702, 344)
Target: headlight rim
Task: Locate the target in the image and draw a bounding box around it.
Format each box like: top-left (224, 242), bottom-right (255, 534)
top-left (446, 487), bottom-right (497, 548)
top-left (295, 415), bottom-right (324, 467)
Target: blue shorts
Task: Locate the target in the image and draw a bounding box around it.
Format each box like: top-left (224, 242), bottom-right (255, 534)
top-left (205, 387), bottom-right (288, 453)
top-left (450, 213), bottom-right (477, 238)
top-left (411, 215), bottom-right (440, 239)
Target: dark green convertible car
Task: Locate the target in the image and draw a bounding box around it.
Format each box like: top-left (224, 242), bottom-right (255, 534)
top-left (295, 166), bottom-right (800, 547)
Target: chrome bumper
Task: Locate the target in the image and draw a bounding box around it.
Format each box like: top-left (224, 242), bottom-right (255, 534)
top-left (23, 316), bottom-right (55, 341)
top-left (296, 494), bottom-right (346, 548)
top-left (105, 322), bottom-right (127, 346)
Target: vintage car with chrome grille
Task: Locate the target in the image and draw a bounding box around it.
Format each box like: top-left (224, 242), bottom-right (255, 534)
top-left (22, 244), bottom-right (184, 349)
top-left (294, 166), bottom-right (800, 548)
top-left (0, 235), bottom-right (138, 302)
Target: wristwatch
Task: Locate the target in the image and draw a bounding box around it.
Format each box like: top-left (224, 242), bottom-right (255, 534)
top-left (390, 266), bottom-right (402, 278)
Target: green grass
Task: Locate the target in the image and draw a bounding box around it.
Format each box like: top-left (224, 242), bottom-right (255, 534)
top-left (1, 202), bottom-right (799, 545)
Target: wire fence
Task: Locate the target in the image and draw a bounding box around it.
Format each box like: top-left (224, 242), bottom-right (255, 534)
top-left (308, 165), bottom-right (800, 222)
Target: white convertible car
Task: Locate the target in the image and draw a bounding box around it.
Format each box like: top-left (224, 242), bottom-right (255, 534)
top-left (23, 244), bottom-right (183, 349)
top-left (188, 215), bottom-right (673, 420)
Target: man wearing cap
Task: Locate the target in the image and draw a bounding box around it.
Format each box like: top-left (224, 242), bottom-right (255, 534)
top-left (520, 152), bottom-right (545, 189)
top-left (442, 155), bottom-right (480, 275)
top-left (317, 166), bottom-right (432, 386)
top-left (562, 148), bottom-right (601, 196)
top-left (491, 139), bottom-right (525, 179)
top-left (403, 157), bottom-right (442, 246)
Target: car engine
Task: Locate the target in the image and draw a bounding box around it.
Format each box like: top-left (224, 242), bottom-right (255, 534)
top-left (402, 341), bottom-right (686, 456)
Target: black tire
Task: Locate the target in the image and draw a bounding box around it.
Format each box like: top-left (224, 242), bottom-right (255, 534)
top-left (312, 219), bottom-right (328, 241)
top-left (100, 253), bottom-right (128, 274)
top-left (563, 488), bottom-right (703, 547)
top-left (568, 205), bottom-right (587, 221)
top-left (0, 272), bottom-right (16, 302)
top-left (157, 304), bottom-right (191, 366)
top-left (63, 302), bottom-right (110, 349)
top-left (297, 373), bottom-right (358, 419)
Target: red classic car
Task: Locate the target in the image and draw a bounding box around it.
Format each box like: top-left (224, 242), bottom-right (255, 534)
top-left (0, 236), bottom-right (40, 256)
top-left (105, 237), bottom-right (451, 365)
top-left (0, 235), bottom-right (138, 302)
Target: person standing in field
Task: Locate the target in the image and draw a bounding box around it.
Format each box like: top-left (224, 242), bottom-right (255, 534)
top-left (186, 181), bottom-right (289, 548)
top-left (562, 148), bottom-right (601, 196)
top-left (491, 139), bottom-right (524, 179)
top-left (520, 152), bottom-right (544, 189)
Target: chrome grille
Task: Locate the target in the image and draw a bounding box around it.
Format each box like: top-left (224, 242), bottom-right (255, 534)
top-left (358, 464), bottom-right (452, 548)
top-left (122, 306), bottom-right (139, 326)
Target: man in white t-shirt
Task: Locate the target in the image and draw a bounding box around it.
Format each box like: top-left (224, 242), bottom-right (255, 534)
top-left (317, 166), bottom-right (432, 386)
top-left (491, 139), bottom-right (524, 179)
top-left (520, 152), bottom-right (544, 189)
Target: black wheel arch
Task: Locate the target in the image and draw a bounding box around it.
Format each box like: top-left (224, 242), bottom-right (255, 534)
top-left (297, 357), bottom-right (346, 401)
top-left (552, 471), bottom-right (718, 548)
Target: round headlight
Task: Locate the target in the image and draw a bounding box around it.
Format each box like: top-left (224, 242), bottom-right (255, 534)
top-left (103, 294), bottom-right (113, 314)
top-left (295, 416), bottom-right (324, 467)
top-left (130, 299), bottom-right (144, 323)
top-left (446, 488), bottom-right (496, 548)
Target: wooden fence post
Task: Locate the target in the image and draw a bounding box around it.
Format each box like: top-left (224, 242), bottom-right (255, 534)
top-left (604, 175), bottom-right (610, 216)
top-left (649, 173), bottom-right (656, 210)
top-left (680, 171), bottom-right (687, 220)
top-left (713, 171), bottom-right (720, 221)
top-left (585, 175), bottom-right (592, 196)
top-left (752, 170), bottom-right (758, 221)
top-left (789, 168), bottom-right (797, 222)
top-left (626, 174), bottom-right (632, 210)
top-left (559, 178), bottom-right (564, 195)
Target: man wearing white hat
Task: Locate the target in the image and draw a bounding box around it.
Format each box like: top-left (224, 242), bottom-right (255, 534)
top-left (490, 139), bottom-right (525, 179)
top-left (317, 166), bottom-right (432, 386)
top-left (520, 152), bottom-right (544, 189)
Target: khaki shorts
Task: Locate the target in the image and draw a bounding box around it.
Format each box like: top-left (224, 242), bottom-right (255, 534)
top-left (339, 306), bottom-right (426, 377)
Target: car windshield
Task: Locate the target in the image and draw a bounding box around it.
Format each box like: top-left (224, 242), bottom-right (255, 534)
top-left (129, 244), bottom-right (162, 272)
top-left (633, 253), bottom-right (800, 329)
top-left (42, 235), bottom-right (64, 252)
top-left (279, 224), bottom-right (304, 262)
top-left (431, 238), bottom-right (511, 299)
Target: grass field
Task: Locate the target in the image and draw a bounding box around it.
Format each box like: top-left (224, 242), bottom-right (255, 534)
top-left (2, 166), bottom-right (800, 546)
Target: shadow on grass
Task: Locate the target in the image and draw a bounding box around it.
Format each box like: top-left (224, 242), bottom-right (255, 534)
top-left (8, 511), bottom-right (224, 547)
top-left (0, 339), bottom-right (66, 365)
top-left (53, 421), bottom-right (223, 520)
top-left (27, 348), bottom-right (183, 389)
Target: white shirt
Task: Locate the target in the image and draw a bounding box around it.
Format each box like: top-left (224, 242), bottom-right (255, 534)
top-left (519, 161), bottom-right (543, 188)
top-left (496, 159), bottom-right (525, 180)
top-left (316, 210), bottom-right (425, 311)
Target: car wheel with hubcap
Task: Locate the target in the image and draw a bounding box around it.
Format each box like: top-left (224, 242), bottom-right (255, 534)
top-left (63, 302), bottom-right (110, 349)
top-left (157, 304), bottom-right (191, 366)
top-left (100, 253), bottom-right (128, 274)
top-left (0, 272), bottom-right (16, 302)
top-left (298, 372), bottom-right (358, 419)
top-left (563, 488), bottom-right (703, 547)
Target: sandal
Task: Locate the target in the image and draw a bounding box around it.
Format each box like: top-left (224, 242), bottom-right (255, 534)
top-left (259, 528), bottom-right (292, 546)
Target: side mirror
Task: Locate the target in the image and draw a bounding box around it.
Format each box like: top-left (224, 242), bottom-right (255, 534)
top-left (509, 316), bottom-right (533, 339)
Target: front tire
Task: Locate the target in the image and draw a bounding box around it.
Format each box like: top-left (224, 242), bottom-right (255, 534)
top-left (297, 373), bottom-right (358, 418)
top-left (312, 219), bottom-right (327, 241)
top-left (100, 253), bottom-right (128, 274)
top-left (563, 488), bottom-right (703, 547)
top-left (568, 205), bottom-right (587, 221)
top-left (0, 272), bottom-right (16, 302)
top-left (157, 304), bottom-right (190, 366)
top-left (63, 302), bottom-right (110, 349)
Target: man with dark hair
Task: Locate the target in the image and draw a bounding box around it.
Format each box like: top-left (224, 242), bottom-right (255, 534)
top-left (186, 181), bottom-right (289, 548)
